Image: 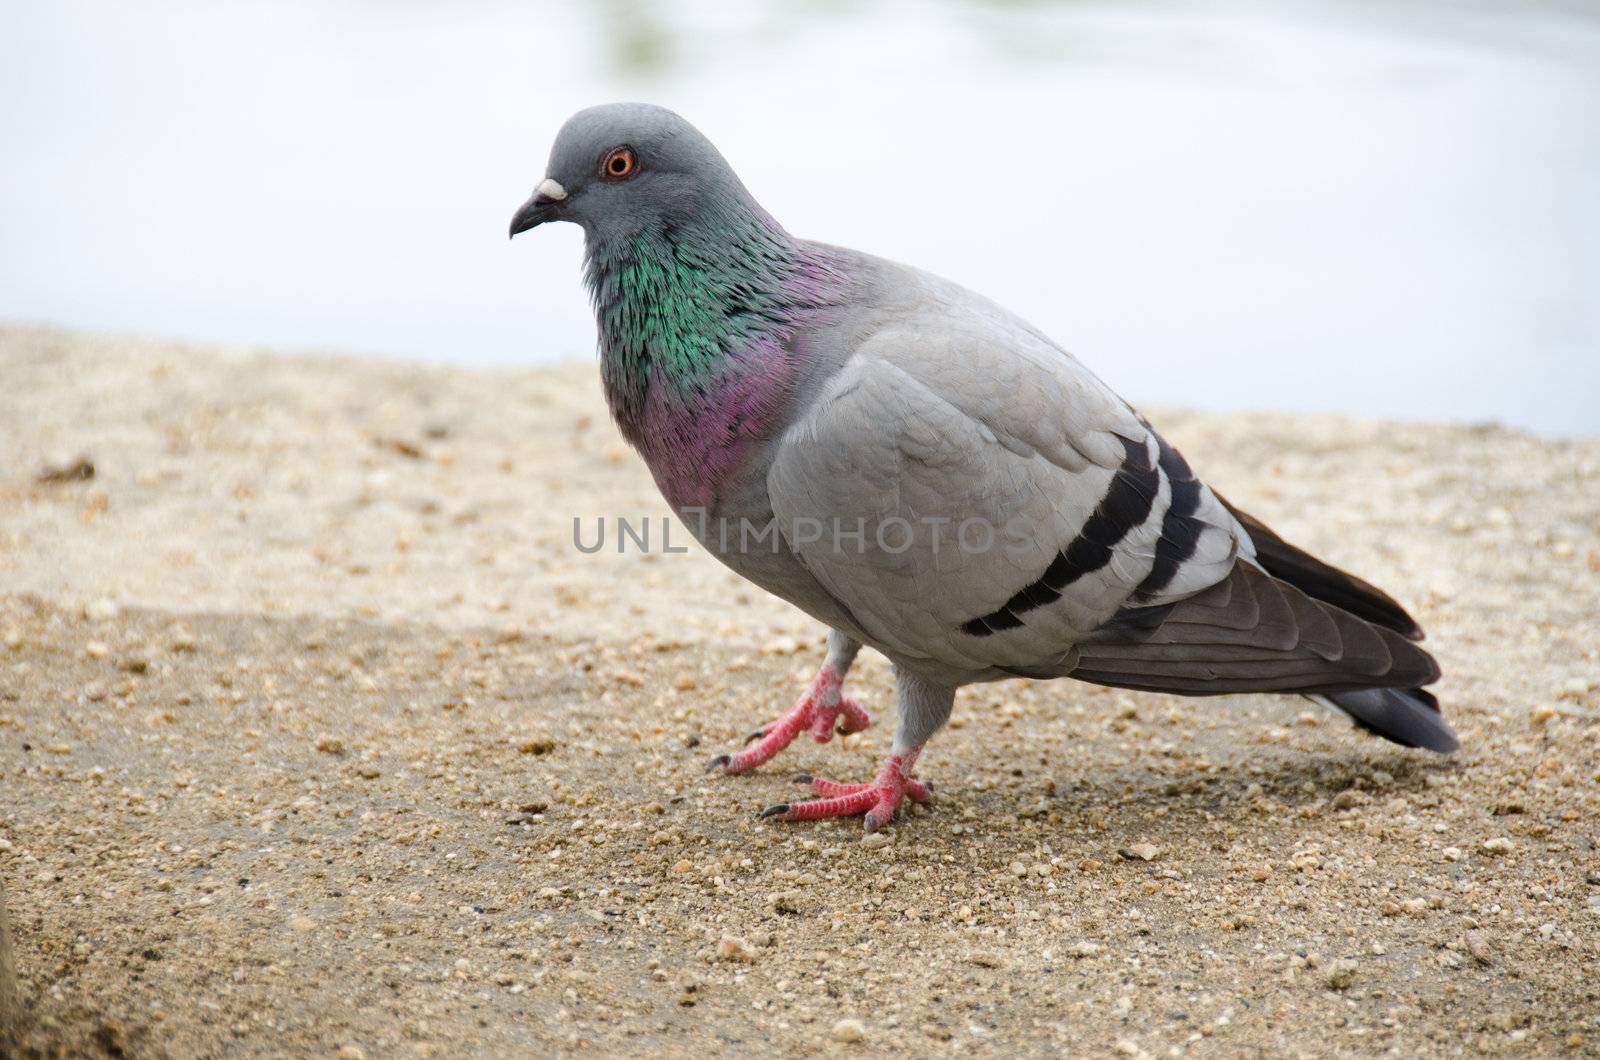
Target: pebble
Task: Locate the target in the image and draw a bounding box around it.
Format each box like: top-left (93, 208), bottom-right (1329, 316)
top-left (1067, 941), bottom-right (1102, 958)
top-left (1119, 842), bottom-right (1161, 862)
top-left (860, 832), bottom-right (890, 850)
top-left (336, 1047), bottom-right (365, 1060)
top-left (830, 1018), bottom-right (866, 1043)
top-left (716, 936), bottom-right (758, 962)
top-left (84, 598), bottom-right (119, 621)
top-left (316, 735), bottom-right (345, 755)
top-left (1481, 837), bottom-right (1514, 856)
top-left (1331, 789), bottom-right (1365, 810)
top-left (1465, 930), bottom-right (1493, 965)
top-left (769, 890), bottom-right (805, 914)
top-left (1324, 958), bottom-right (1359, 990)
top-left (1555, 677), bottom-right (1591, 701)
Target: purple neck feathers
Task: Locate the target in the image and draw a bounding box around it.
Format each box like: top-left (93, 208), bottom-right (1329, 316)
top-left (584, 205), bottom-right (846, 510)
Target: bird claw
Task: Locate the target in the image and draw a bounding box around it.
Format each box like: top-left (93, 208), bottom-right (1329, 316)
top-left (706, 664), bottom-right (871, 774)
top-left (759, 751), bottom-right (930, 831)
top-left (832, 697), bottom-right (872, 736)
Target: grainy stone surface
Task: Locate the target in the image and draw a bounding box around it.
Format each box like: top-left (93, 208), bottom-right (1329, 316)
top-left (1, 325), bottom-right (1597, 1057)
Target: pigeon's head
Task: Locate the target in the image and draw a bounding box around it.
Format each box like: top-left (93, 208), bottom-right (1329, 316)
top-left (508, 103), bottom-right (747, 244)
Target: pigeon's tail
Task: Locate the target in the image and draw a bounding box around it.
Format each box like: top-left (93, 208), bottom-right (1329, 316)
top-left (1219, 495), bottom-right (1458, 752)
top-left (1311, 689), bottom-right (1458, 753)
top-left (1059, 558), bottom-right (1459, 754)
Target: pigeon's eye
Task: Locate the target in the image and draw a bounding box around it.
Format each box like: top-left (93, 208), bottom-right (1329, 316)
top-left (601, 146), bottom-right (637, 181)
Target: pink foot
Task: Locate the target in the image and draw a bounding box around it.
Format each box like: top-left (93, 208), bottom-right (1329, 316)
top-left (760, 749), bottom-right (932, 832)
top-left (707, 663), bottom-right (872, 775)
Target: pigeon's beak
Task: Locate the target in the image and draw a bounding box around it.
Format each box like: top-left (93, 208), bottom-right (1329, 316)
top-left (508, 178), bottom-right (568, 238)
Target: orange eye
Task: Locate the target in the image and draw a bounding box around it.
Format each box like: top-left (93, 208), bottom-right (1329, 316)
top-left (601, 146), bottom-right (637, 180)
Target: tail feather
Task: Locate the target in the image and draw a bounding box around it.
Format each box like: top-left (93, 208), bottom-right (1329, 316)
top-left (1070, 561), bottom-right (1457, 754)
top-left (1216, 494), bottom-right (1425, 640)
top-left (1312, 689), bottom-right (1459, 753)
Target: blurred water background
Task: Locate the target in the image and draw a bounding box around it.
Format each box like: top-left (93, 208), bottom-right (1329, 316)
top-left (2, 0), bottom-right (1596, 435)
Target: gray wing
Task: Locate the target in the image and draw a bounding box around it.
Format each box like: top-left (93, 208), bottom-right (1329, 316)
top-left (767, 304), bottom-right (1243, 674)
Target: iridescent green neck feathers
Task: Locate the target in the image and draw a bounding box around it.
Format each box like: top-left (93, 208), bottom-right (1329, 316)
top-left (582, 196), bottom-right (844, 508)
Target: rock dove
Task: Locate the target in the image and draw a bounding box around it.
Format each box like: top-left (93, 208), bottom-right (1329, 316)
top-left (509, 103), bottom-right (1457, 831)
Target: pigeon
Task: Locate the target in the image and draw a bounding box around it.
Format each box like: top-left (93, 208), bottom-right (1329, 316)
top-left (509, 103), bottom-right (1456, 831)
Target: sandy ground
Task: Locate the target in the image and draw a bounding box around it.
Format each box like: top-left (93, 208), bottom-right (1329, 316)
top-left (1, 323), bottom-right (1597, 1058)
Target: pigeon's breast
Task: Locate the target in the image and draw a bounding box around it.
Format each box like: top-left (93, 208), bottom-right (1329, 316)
top-left (629, 334), bottom-right (797, 513)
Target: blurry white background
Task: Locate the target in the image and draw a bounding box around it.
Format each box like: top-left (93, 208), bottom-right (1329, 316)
top-left (1, 0), bottom-right (1596, 435)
